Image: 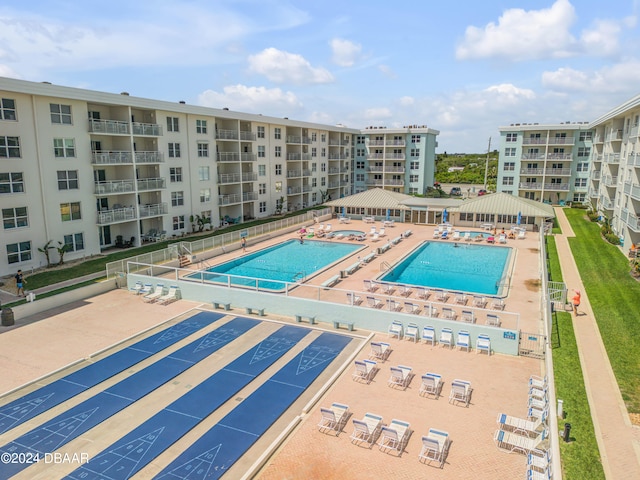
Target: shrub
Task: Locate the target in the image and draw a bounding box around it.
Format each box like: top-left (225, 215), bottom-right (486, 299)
top-left (604, 233), bottom-right (621, 245)
top-left (587, 212), bottom-right (599, 222)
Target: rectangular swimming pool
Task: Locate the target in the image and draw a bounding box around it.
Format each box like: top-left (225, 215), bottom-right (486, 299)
top-left (379, 241), bottom-right (512, 295)
top-left (191, 239), bottom-right (362, 291)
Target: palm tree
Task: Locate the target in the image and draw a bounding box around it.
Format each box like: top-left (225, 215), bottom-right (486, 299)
top-left (38, 240), bottom-right (54, 268)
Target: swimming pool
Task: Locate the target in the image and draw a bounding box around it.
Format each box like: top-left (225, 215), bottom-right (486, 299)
top-left (380, 241), bottom-right (512, 295)
top-left (333, 230), bottom-right (365, 236)
top-left (193, 239), bottom-right (362, 291)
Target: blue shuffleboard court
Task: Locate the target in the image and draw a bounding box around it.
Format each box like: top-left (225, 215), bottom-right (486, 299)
top-left (0, 312), bottom-right (224, 436)
top-left (65, 325), bottom-right (310, 480)
top-left (0, 317), bottom-right (260, 478)
top-left (157, 332), bottom-right (352, 479)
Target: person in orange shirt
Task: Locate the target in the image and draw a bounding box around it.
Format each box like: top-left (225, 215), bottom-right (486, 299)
top-left (572, 289), bottom-right (581, 316)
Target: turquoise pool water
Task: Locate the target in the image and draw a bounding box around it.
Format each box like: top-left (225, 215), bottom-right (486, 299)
top-left (380, 241), bottom-right (511, 295)
top-left (193, 239), bottom-right (361, 291)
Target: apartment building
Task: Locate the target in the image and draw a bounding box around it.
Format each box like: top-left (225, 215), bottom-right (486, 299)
top-left (496, 123), bottom-right (593, 204)
top-left (0, 77), bottom-right (357, 277)
top-left (588, 94), bottom-right (640, 254)
top-left (353, 125), bottom-right (439, 194)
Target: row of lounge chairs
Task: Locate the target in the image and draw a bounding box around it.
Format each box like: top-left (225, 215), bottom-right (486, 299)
top-left (386, 322), bottom-right (492, 354)
top-left (318, 403), bottom-right (451, 467)
top-left (131, 282), bottom-right (180, 305)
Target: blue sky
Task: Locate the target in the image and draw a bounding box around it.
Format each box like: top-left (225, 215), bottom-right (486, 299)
top-left (1, 0), bottom-right (640, 152)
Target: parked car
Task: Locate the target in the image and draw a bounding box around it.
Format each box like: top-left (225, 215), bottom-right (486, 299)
top-left (477, 189), bottom-right (487, 196)
top-left (450, 187), bottom-right (462, 196)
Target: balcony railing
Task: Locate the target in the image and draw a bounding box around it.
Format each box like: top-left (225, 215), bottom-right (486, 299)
top-left (218, 173), bottom-right (242, 184)
top-left (91, 150), bottom-right (133, 164)
top-left (621, 208), bottom-right (640, 232)
top-left (368, 140), bottom-right (385, 146)
top-left (606, 130), bottom-right (623, 142)
top-left (520, 168), bottom-right (544, 175)
top-left (287, 186), bottom-right (302, 195)
top-left (135, 151), bottom-right (164, 163)
top-left (328, 168), bottom-right (340, 174)
top-left (328, 181), bottom-right (340, 189)
top-left (604, 153), bottom-right (620, 164)
top-left (217, 152), bottom-right (241, 162)
top-left (589, 188), bottom-right (599, 198)
top-left (89, 119), bottom-right (130, 135)
top-left (240, 153), bottom-right (257, 162)
top-left (521, 154), bottom-right (546, 160)
top-left (602, 175), bottom-right (618, 187)
top-left (328, 154), bottom-right (349, 160)
top-left (522, 138), bottom-right (547, 145)
top-left (546, 153), bottom-right (572, 160)
top-left (519, 182), bottom-right (542, 190)
top-left (625, 182), bottom-right (640, 201)
top-left (216, 129), bottom-right (239, 140)
top-left (218, 193), bottom-right (242, 205)
top-left (139, 202), bottom-right (168, 218)
top-left (544, 183), bottom-right (570, 191)
top-left (599, 195), bottom-right (613, 209)
top-left (591, 170), bottom-right (601, 180)
top-left (545, 168), bottom-right (572, 175)
top-left (239, 130), bottom-right (256, 141)
top-left (132, 122), bottom-right (162, 136)
top-left (287, 153), bottom-right (312, 161)
top-left (97, 206), bottom-right (136, 225)
top-left (95, 180), bottom-right (135, 195)
top-left (136, 177), bottom-right (166, 191)
top-left (243, 191), bottom-right (258, 201)
top-left (365, 179), bottom-right (404, 186)
top-left (302, 185), bottom-right (312, 192)
top-left (287, 170), bottom-right (302, 178)
top-left (548, 137), bottom-right (575, 145)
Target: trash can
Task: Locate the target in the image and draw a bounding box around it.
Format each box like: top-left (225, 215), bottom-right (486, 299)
top-left (562, 422), bottom-right (572, 442)
top-left (1, 308), bottom-right (15, 327)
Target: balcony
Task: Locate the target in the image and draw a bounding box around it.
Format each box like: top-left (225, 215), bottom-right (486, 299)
top-left (135, 151), bottom-right (164, 163)
top-left (328, 154), bottom-right (349, 160)
top-left (522, 138), bottom-right (548, 145)
top-left (91, 150), bottom-right (133, 165)
top-left (302, 185), bottom-right (312, 193)
top-left (520, 168), bottom-right (544, 175)
top-left (606, 130), bottom-right (623, 142)
top-left (593, 154), bottom-right (603, 163)
top-left (239, 130), bottom-right (256, 141)
top-left (95, 180), bottom-right (135, 195)
top-left (519, 182), bottom-right (543, 190)
top-left (97, 206), bottom-right (136, 225)
top-left (132, 122), bottom-right (162, 136)
top-left (604, 153), bottom-right (620, 164)
top-left (386, 140), bottom-right (406, 146)
top-left (368, 140), bottom-right (385, 146)
top-left (589, 188), bottom-right (599, 198)
top-left (242, 191), bottom-right (258, 201)
top-left (599, 195), bottom-right (613, 210)
top-left (137, 177), bottom-right (166, 191)
top-left (240, 153), bottom-right (257, 162)
top-left (544, 183), bottom-right (570, 191)
top-left (286, 186), bottom-right (303, 195)
top-left (548, 137), bottom-right (575, 146)
top-left (287, 153), bottom-right (312, 160)
top-left (366, 179), bottom-right (404, 186)
top-left (216, 129), bottom-right (239, 140)
top-left (286, 135), bottom-right (302, 144)
top-left (218, 193), bottom-right (242, 205)
top-left (622, 208), bottom-right (640, 232)
top-left (328, 181), bottom-right (340, 189)
top-left (139, 202), bottom-right (168, 218)
top-left (546, 153), bottom-right (572, 160)
top-left (218, 172), bottom-right (257, 184)
top-left (328, 167), bottom-right (340, 174)
top-left (328, 139), bottom-right (349, 146)
top-left (602, 175), bottom-right (618, 187)
top-left (217, 152), bottom-right (241, 162)
top-left (628, 153), bottom-right (640, 167)
top-left (521, 154), bottom-right (546, 160)
top-left (545, 168), bottom-right (572, 176)
top-left (625, 182), bottom-right (640, 201)
top-left (591, 170), bottom-right (601, 181)
top-left (287, 170), bottom-right (302, 178)
top-left (89, 119), bottom-right (130, 135)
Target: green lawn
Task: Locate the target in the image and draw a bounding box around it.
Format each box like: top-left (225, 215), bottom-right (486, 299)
top-left (546, 235), bottom-right (605, 480)
top-left (564, 208), bottom-right (640, 414)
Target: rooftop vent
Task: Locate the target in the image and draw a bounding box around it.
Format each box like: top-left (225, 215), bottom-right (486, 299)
top-left (41, 81), bottom-right (52, 84)
top-left (223, 107), bottom-right (229, 111)
top-left (179, 100), bottom-right (185, 104)
top-left (120, 92), bottom-right (129, 96)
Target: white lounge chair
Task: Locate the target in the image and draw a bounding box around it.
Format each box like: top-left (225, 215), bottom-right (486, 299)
top-left (527, 466), bottom-right (552, 480)
top-left (518, 230), bottom-right (527, 240)
top-left (379, 283), bottom-right (395, 295)
top-left (405, 322), bottom-right (419, 342)
top-left (449, 379), bottom-right (472, 406)
top-left (476, 334), bottom-right (491, 355)
top-left (157, 285), bottom-right (180, 305)
top-left (367, 296), bottom-right (383, 309)
top-left (529, 375), bottom-right (548, 390)
top-left (454, 292), bottom-right (468, 305)
top-left (424, 304), bottom-right (438, 317)
top-left (324, 224), bottom-right (332, 233)
top-left (388, 320), bottom-right (403, 338)
top-left (461, 310), bottom-right (475, 323)
top-left (497, 409), bottom-right (548, 437)
top-left (472, 296), bottom-right (487, 308)
top-left (529, 385), bottom-right (548, 402)
top-left (352, 360), bottom-right (377, 384)
top-left (371, 233), bottom-right (380, 242)
top-left (378, 419), bottom-right (411, 455)
top-left (422, 326), bottom-right (436, 345)
top-left (350, 413), bottom-right (383, 447)
top-left (433, 229), bottom-right (441, 238)
top-left (486, 313), bottom-right (501, 327)
top-left (138, 283), bottom-right (153, 295)
top-left (378, 228), bottom-right (386, 238)
top-left (439, 327), bottom-right (453, 348)
top-left (369, 227), bottom-right (377, 236)
top-left (494, 428), bottom-right (549, 455)
top-left (363, 280), bottom-right (378, 292)
top-left (499, 233), bottom-right (507, 244)
top-left (346, 292), bottom-right (363, 305)
top-left (369, 342), bottom-right (391, 361)
top-left (419, 373), bottom-right (443, 398)
top-left (491, 297), bottom-right (505, 310)
top-left (452, 231), bottom-right (460, 241)
top-left (388, 365), bottom-right (412, 389)
top-left (463, 232), bottom-right (472, 242)
top-left (456, 330), bottom-right (471, 352)
top-left (441, 307), bottom-right (456, 321)
top-left (398, 285), bottom-right (413, 297)
top-left (434, 290), bottom-right (449, 303)
top-left (129, 281), bottom-right (143, 294)
top-left (528, 450), bottom-right (552, 475)
top-left (387, 299), bottom-right (403, 312)
top-left (404, 302), bottom-right (421, 315)
top-left (528, 396), bottom-right (549, 411)
top-left (143, 284), bottom-right (165, 303)
top-left (318, 402), bottom-right (350, 435)
top-left (418, 428), bottom-right (451, 468)
top-left (416, 287), bottom-right (431, 300)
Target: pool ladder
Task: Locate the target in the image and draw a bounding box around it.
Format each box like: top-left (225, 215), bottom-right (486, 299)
top-left (380, 261), bottom-right (391, 272)
top-left (292, 271), bottom-right (306, 282)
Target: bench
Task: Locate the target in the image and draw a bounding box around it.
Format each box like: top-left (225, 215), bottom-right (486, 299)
top-left (391, 236), bottom-right (402, 245)
top-left (377, 243), bottom-right (391, 254)
top-left (333, 320), bottom-right (355, 331)
top-left (362, 252), bottom-right (376, 263)
top-left (296, 314), bottom-right (316, 324)
top-left (212, 300), bottom-right (231, 311)
top-left (321, 274), bottom-right (341, 289)
top-left (245, 306), bottom-right (266, 316)
top-left (345, 262), bottom-right (361, 275)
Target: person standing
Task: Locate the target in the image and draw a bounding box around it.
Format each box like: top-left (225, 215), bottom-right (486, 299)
top-left (15, 269), bottom-right (26, 297)
top-left (572, 289), bottom-right (581, 316)
top-left (241, 237), bottom-right (246, 252)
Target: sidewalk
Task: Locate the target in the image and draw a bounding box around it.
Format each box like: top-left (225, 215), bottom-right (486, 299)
top-left (554, 207), bottom-right (640, 479)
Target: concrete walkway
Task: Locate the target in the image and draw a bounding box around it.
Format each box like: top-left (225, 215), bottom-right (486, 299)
top-left (553, 207), bottom-right (640, 479)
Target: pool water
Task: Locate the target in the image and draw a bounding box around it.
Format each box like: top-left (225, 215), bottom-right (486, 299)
top-left (332, 230), bottom-right (365, 236)
top-left (194, 239), bottom-right (361, 291)
top-left (380, 241), bottom-right (511, 295)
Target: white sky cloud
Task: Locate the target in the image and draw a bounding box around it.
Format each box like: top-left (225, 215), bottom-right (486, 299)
top-left (330, 38), bottom-right (362, 67)
top-left (198, 84), bottom-right (302, 113)
top-left (542, 60), bottom-right (640, 92)
top-left (247, 48), bottom-right (334, 85)
top-left (363, 107), bottom-right (393, 120)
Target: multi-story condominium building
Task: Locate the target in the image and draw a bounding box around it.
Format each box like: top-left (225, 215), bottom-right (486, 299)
top-left (0, 77), bottom-right (358, 277)
top-left (496, 123), bottom-right (593, 204)
top-left (588, 94), bottom-right (640, 254)
top-left (353, 125), bottom-right (439, 195)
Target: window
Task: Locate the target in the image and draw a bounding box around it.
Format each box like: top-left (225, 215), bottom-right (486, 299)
top-left (275, 164), bottom-right (282, 175)
top-left (574, 178), bottom-right (587, 187)
top-left (196, 119), bottom-right (207, 134)
top-left (411, 135), bottom-right (421, 143)
top-left (502, 176), bottom-right (514, 185)
top-left (576, 162), bottom-right (589, 172)
top-left (321, 134), bottom-right (326, 142)
top-left (274, 146), bottom-right (281, 157)
top-left (0, 136), bottom-right (20, 157)
top-left (258, 145), bottom-right (265, 158)
top-left (312, 178), bottom-right (317, 187)
top-left (579, 131), bottom-right (593, 141)
top-left (409, 161), bottom-right (419, 170)
top-left (356, 148), bottom-right (364, 157)
top-left (573, 193), bottom-right (586, 202)
top-left (60, 202), bottom-right (81, 221)
top-left (312, 192), bottom-right (317, 202)
top-left (168, 143), bottom-right (181, 158)
top-left (258, 164), bottom-right (266, 176)
top-left (275, 181), bottom-right (282, 192)
top-left (312, 163), bottom-right (317, 172)
top-left (312, 147), bottom-right (317, 157)
top-left (172, 215), bottom-right (185, 230)
top-left (257, 126), bottom-right (265, 138)
top-left (200, 210), bottom-right (212, 222)
top-left (355, 161), bottom-right (364, 169)
top-left (196, 166), bottom-right (209, 181)
top-left (171, 191), bottom-right (184, 207)
top-left (311, 132), bottom-right (317, 142)
top-left (7, 241), bottom-right (31, 264)
top-left (53, 138), bottom-right (76, 158)
top-left (555, 132), bottom-right (567, 139)
top-left (50, 104), bottom-right (72, 124)
top-left (504, 148), bottom-right (516, 157)
top-left (57, 170), bottom-right (79, 190)
top-left (321, 147), bottom-right (326, 157)
top-left (321, 163), bottom-right (326, 172)
top-left (63, 233), bottom-right (84, 251)
top-left (409, 188), bottom-right (418, 194)
top-left (259, 183), bottom-right (266, 194)
top-left (503, 162), bottom-right (515, 171)
top-left (259, 201), bottom-right (267, 213)
top-left (167, 117), bottom-right (179, 132)
top-left (356, 173), bottom-right (365, 182)
top-left (410, 148), bottom-right (420, 157)
top-left (200, 188), bottom-right (211, 202)
top-left (506, 133), bottom-right (518, 142)
top-left (2, 207), bottom-right (28, 229)
top-left (410, 175), bottom-right (419, 183)
top-left (321, 177), bottom-right (326, 186)
top-left (577, 147), bottom-right (591, 157)
top-left (0, 98), bottom-right (16, 121)
top-left (170, 167), bottom-right (183, 182)
top-left (0, 172), bottom-right (24, 193)
top-left (197, 142), bottom-right (209, 157)
top-left (274, 128), bottom-right (281, 139)
top-left (356, 135), bottom-right (365, 144)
